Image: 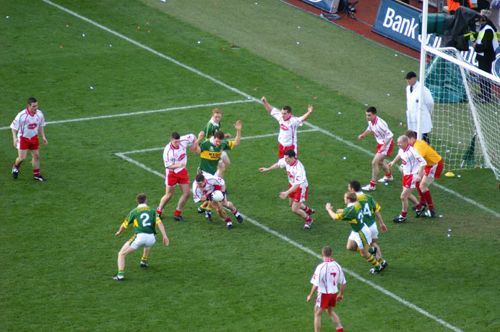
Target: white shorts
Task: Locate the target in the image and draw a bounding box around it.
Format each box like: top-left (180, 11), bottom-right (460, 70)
top-left (128, 233), bottom-right (156, 250)
top-left (348, 225), bottom-right (372, 249)
top-left (369, 223), bottom-right (379, 240)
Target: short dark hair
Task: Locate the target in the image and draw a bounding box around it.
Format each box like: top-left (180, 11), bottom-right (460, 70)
top-left (284, 149), bottom-right (296, 158)
top-left (195, 173), bottom-right (205, 182)
top-left (322, 246), bottom-right (332, 257)
top-left (171, 132), bottom-right (180, 139)
top-left (136, 193), bottom-right (147, 204)
top-left (405, 71), bottom-right (417, 80)
top-left (349, 180), bottom-right (361, 192)
top-left (366, 106), bottom-right (377, 114)
top-left (405, 130), bottom-right (417, 139)
top-left (27, 97), bottom-right (37, 104)
top-left (214, 131), bottom-right (225, 139)
top-left (282, 106), bottom-right (292, 113)
top-left (345, 192), bottom-right (357, 203)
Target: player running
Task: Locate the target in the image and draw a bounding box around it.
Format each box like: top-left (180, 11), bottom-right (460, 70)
top-left (157, 132), bottom-right (199, 221)
top-left (325, 192), bottom-right (387, 274)
top-left (357, 106), bottom-right (394, 191)
top-left (261, 96), bottom-right (314, 158)
top-left (192, 173), bottom-right (243, 230)
top-left (259, 149), bottom-right (315, 229)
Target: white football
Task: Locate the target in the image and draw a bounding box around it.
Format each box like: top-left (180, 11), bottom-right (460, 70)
top-left (211, 190), bottom-right (224, 202)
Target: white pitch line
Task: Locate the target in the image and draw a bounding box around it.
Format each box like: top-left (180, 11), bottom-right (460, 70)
top-left (0, 99), bottom-right (254, 131)
top-left (115, 151), bottom-right (463, 332)
top-left (44, 0), bottom-right (497, 219)
top-left (119, 129), bottom-right (319, 155)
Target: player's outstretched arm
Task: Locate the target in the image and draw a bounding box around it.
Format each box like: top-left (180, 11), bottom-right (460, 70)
top-left (301, 105), bottom-right (314, 122)
top-left (233, 120), bottom-right (242, 147)
top-left (358, 129), bottom-right (371, 140)
top-left (388, 155), bottom-right (401, 168)
top-left (258, 162), bottom-right (279, 173)
top-left (115, 224), bottom-right (126, 237)
top-left (261, 96), bottom-right (273, 113)
top-left (325, 203), bottom-right (338, 220)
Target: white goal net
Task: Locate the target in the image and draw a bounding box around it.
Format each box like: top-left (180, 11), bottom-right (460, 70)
top-left (424, 47), bottom-right (500, 180)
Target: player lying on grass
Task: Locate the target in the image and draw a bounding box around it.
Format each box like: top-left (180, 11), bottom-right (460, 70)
top-left (192, 172), bottom-right (243, 230)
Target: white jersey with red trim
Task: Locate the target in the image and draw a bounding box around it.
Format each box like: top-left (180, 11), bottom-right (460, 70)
top-left (163, 134), bottom-right (196, 174)
top-left (367, 116), bottom-right (393, 145)
top-left (10, 109), bottom-right (46, 139)
top-left (192, 173), bottom-right (225, 203)
top-left (398, 145), bottom-right (427, 175)
top-left (277, 158), bottom-right (308, 187)
top-left (271, 107), bottom-right (304, 147)
top-left (310, 259), bottom-right (346, 295)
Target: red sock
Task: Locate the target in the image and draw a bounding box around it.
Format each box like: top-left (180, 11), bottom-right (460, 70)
top-left (336, 327), bottom-right (344, 332)
top-left (224, 217), bottom-right (232, 224)
top-left (385, 172), bottom-right (392, 177)
top-left (33, 168), bottom-right (40, 176)
top-left (370, 180), bottom-right (376, 187)
top-left (305, 215), bottom-right (312, 223)
top-left (423, 191), bottom-right (434, 210)
top-left (401, 211), bottom-right (407, 218)
top-left (302, 206), bottom-right (312, 214)
top-left (174, 209), bottom-right (182, 217)
top-left (415, 182), bottom-right (425, 205)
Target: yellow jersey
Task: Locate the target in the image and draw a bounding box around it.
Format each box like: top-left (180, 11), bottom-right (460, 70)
top-left (413, 140), bottom-right (442, 165)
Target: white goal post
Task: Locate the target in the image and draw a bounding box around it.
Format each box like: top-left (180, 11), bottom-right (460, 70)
top-left (419, 0), bottom-right (500, 180)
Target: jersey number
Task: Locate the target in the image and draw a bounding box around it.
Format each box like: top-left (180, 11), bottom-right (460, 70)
top-left (330, 272), bottom-right (337, 286)
top-left (140, 212), bottom-right (151, 227)
top-left (362, 203), bottom-right (372, 217)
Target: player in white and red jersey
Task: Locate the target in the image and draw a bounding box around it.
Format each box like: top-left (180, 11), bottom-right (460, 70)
top-left (157, 132), bottom-right (199, 221)
top-left (388, 135), bottom-right (427, 223)
top-left (10, 97), bottom-right (48, 181)
top-left (306, 246), bottom-right (346, 332)
top-left (261, 96), bottom-right (314, 159)
top-left (259, 149), bottom-right (315, 229)
top-left (358, 106), bottom-right (394, 191)
top-left (192, 173), bottom-right (243, 230)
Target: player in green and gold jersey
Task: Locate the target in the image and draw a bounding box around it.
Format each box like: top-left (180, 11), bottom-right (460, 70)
top-left (325, 192), bottom-right (387, 274)
top-left (113, 193), bottom-right (169, 281)
top-left (201, 108), bottom-right (234, 177)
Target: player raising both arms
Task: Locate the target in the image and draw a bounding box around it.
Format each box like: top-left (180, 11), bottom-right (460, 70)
top-left (261, 96), bottom-right (314, 158)
top-left (113, 193), bottom-right (169, 281)
top-left (405, 130), bottom-right (443, 218)
top-left (200, 108), bottom-right (232, 177)
top-left (157, 132), bottom-right (199, 221)
top-left (325, 192), bottom-right (387, 274)
top-left (259, 150), bottom-right (315, 229)
top-left (357, 106), bottom-right (394, 191)
top-left (192, 173), bottom-right (243, 230)
top-left (348, 180), bottom-right (388, 261)
top-left (388, 135), bottom-right (427, 223)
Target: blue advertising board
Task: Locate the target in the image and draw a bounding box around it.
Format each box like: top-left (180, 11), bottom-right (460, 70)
top-left (301, 0), bottom-right (336, 13)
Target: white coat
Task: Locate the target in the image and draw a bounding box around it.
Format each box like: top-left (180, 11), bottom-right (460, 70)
top-left (406, 81), bottom-right (434, 134)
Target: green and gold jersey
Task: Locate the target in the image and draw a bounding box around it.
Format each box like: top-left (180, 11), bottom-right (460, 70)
top-left (121, 204), bottom-right (161, 234)
top-left (203, 120), bottom-right (221, 139)
top-left (199, 138), bottom-right (235, 175)
top-left (356, 192), bottom-right (380, 227)
top-left (334, 202), bottom-right (365, 232)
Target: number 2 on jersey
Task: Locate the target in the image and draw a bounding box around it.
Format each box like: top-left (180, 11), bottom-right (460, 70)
top-left (140, 212), bottom-right (151, 227)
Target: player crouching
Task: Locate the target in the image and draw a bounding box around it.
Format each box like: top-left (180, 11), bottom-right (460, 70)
top-left (192, 173), bottom-right (243, 230)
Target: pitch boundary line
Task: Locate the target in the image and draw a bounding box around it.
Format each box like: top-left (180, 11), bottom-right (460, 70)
top-left (41, 0), bottom-right (499, 219)
top-left (115, 146), bottom-right (463, 332)
top-left (0, 99), bottom-right (253, 131)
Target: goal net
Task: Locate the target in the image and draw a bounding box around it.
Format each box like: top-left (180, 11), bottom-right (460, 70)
top-left (424, 47), bottom-right (500, 180)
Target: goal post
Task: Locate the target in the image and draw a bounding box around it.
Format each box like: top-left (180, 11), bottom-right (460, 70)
top-left (419, 0), bottom-right (500, 180)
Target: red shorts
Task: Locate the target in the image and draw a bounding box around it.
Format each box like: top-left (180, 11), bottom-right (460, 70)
top-left (288, 183), bottom-right (308, 203)
top-left (424, 160), bottom-right (443, 179)
top-left (402, 174), bottom-right (418, 189)
top-left (166, 168), bottom-right (189, 186)
top-left (18, 136), bottom-right (39, 150)
top-left (278, 144), bottom-right (297, 159)
top-left (376, 139), bottom-right (394, 157)
top-left (317, 293), bottom-right (338, 309)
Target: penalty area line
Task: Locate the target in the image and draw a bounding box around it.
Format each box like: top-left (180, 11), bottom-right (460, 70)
top-left (116, 151), bottom-right (463, 332)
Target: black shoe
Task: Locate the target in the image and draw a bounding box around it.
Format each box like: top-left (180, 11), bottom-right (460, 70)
top-left (393, 215), bottom-right (407, 223)
top-left (369, 266), bottom-right (382, 274)
top-left (140, 261), bottom-right (149, 268)
top-left (236, 214), bottom-right (244, 223)
top-left (12, 168), bottom-right (19, 179)
top-left (112, 275), bottom-right (124, 281)
top-left (197, 207), bottom-right (205, 214)
top-left (226, 222), bottom-right (233, 230)
top-left (205, 211), bottom-right (212, 222)
top-left (173, 215), bottom-right (184, 222)
top-left (33, 175), bottom-right (46, 182)
top-left (380, 260), bottom-right (388, 271)
top-left (426, 209), bottom-right (436, 218)
top-left (415, 204), bottom-right (427, 218)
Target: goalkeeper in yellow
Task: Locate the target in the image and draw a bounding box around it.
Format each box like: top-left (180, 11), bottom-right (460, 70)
top-left (113, 193), bottom-right (169, 281)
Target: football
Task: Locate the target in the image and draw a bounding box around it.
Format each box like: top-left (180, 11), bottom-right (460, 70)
top-left (211, 190), bottom-right (224, 202)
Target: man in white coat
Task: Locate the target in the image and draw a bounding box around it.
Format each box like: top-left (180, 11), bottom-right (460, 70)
top-left (405, 72), bottom-right (434, 144)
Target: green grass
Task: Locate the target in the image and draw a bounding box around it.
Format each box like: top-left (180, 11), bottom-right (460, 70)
top-left (1, 1), bottom-right (499, 331)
